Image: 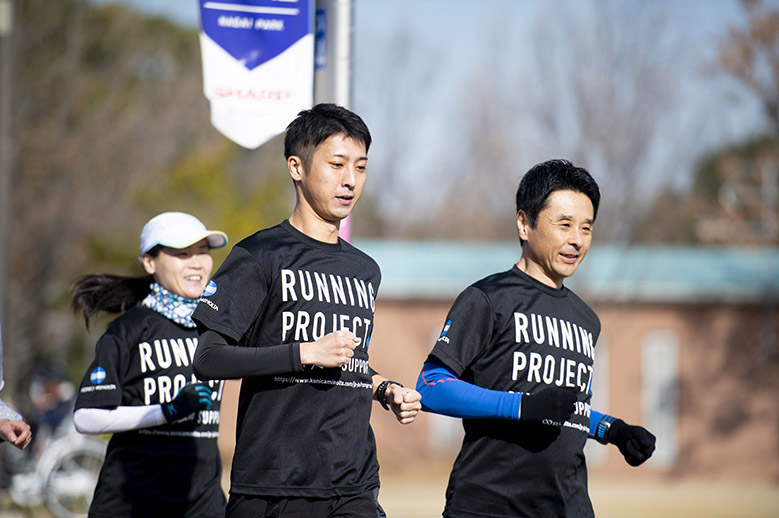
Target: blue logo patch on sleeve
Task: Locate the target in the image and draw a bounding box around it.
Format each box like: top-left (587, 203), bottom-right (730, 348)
top-left (437, 320), bottom-right (453, 343)
top-left (203, 279), bottom-right (218, 296)
top-left (441, 320), bottom-right (452, 337)
top-left (90, 367), bottom-right (106, 385)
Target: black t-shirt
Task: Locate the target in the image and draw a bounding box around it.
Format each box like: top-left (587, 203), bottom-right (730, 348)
top-left (429, 266), bottom-right (600, 518)
top-left (192, 220), bottom-right (382, 498)
top-left (74, 306), bottom-right (225, 518)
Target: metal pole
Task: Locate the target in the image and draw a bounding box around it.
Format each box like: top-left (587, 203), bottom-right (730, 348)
top-left (314, 0), bottom-right (353, 108)
top-left (314, 0), bottom-right (354, 241)
top-left (0, 0), bottom-right (13, 351)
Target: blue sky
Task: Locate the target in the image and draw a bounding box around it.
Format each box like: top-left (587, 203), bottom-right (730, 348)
top-left (88, 0), bottom-right (773, 226)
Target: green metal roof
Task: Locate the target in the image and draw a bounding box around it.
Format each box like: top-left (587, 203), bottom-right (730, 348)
top-left (352, 240), bottom-right (779, 303)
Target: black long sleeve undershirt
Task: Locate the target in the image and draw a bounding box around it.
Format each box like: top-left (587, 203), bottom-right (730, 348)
top-left (193, 329), bottom-right (304, 380)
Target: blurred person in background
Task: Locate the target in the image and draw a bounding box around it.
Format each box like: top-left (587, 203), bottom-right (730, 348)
top-left (71, 212), bottom-right (228, 518)
top-left (417, 159), bottom-right (656, 518)
top-left (0, 323), bottom-right (32, 451)
top-left (26, 365), bottom-right (76, 448)
top-left (192, 103), bottom-right (421, 518)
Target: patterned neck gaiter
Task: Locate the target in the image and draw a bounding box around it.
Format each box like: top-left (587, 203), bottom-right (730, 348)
top-left (142, 282), bottom-right (199, 328)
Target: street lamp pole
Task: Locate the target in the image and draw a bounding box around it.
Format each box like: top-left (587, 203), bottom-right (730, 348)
top-left (314, 0), bottom-right (354, 240)
top-left (314, 0), bottom-right (353, 108)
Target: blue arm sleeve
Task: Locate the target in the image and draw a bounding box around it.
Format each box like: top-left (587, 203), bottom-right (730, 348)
top-left (416, 359), bottom-right (522, 420)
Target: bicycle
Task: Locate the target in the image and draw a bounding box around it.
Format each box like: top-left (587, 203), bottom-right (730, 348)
top-left (2, 411), bottom-right (105, 518)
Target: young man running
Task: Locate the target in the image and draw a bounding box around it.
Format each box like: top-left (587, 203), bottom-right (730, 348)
top-left (192, 103), bottom-right (421, 518)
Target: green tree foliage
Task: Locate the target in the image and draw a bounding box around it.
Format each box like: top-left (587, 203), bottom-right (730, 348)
top-left (6, 0), bottom-right (291, 403)
top-left (134, 135), bottom-right (293, 264)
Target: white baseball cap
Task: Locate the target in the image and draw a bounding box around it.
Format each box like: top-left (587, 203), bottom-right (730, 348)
top-left (139, 212), bottom-right (228, 255)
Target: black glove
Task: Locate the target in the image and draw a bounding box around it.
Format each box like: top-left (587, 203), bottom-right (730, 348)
top-left (161, 383), bottom-right (213, 423)
top-left (607, 419), bottom-right (656, 466)
top-left (519, 386), bottom-right (577, 426)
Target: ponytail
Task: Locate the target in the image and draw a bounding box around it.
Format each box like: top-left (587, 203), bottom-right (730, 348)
top-left (71, 274), bottom-right (154, 329)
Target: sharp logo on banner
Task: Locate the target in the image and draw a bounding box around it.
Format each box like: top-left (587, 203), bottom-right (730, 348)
top-left (199, 0), bottom-right (314, 149)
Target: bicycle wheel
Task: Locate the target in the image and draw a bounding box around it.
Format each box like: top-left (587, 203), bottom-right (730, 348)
top-left (44, 437), bottom-right (105, 518)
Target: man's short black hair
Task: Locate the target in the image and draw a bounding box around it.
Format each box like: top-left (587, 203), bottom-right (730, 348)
top-left (515, 159), bottom-right (601, 227)
top-left (284, 103), bottom-right (372, 170)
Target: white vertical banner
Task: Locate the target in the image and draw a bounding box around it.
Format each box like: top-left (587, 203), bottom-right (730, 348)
top-left (199, 1), bottom-right (314, 149)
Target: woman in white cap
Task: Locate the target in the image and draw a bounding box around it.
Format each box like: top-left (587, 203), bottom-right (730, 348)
top-left (71, 212), bottom-right (228, 518)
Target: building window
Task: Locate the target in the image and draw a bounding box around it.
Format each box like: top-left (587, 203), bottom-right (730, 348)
top-left (641, 329), bottom-right (679, 468)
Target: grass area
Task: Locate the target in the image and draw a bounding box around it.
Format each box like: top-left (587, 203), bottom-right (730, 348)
top-left (7, 472), bottom-right (777, 517)
top-left (376, 476), bottom-right (779, 518)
